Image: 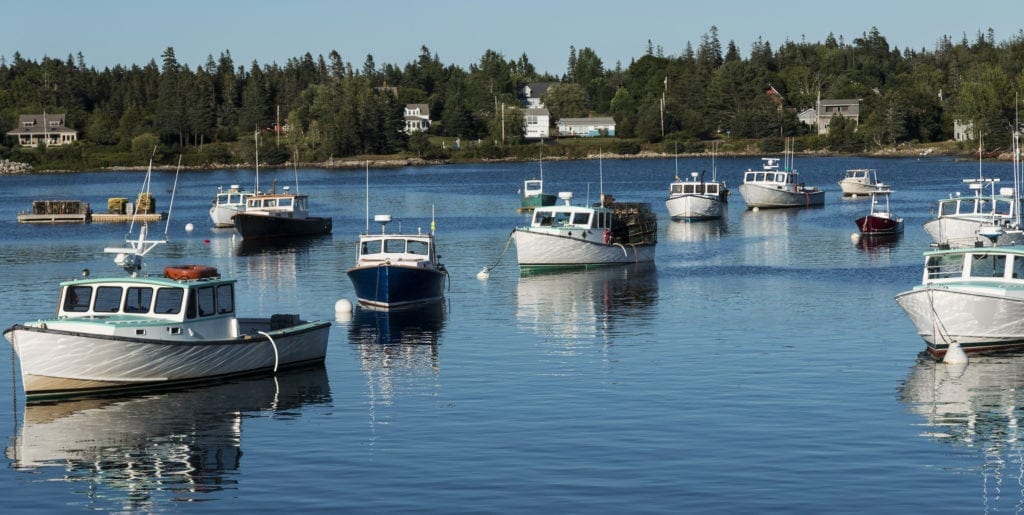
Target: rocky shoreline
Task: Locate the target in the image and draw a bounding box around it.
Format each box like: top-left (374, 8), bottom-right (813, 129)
top-left (0, 144), bottom-right (1005, 175)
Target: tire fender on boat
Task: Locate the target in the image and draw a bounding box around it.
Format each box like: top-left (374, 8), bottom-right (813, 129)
top-left (603, 229), bottom-right (613, 244)
top-left (164, 265), bottom-right (219, 280)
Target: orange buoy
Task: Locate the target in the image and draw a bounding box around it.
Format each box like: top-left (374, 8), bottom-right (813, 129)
top-left (164, 265), bottom-right (219, 280)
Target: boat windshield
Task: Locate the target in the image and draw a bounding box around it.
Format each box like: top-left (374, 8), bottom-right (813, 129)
top-left (926, 254), bottom-right (965, 280)
top-left (969, 253), bottom-right (1007, 278)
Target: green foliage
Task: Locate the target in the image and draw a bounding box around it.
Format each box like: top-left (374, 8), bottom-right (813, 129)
top-left (3, 29), bottom-right (1024, 169)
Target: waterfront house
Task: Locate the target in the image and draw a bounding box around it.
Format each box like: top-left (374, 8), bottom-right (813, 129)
top-left (954, 120), bottom-right (975, 142)
top-left (557, 117), bottom-right (616, 138)
top-left (404, 104), bottom-right (431, 134)
top-left (525, 108), bottom-right (550, 139)
top-left (6, 114), bottom-right (78, 147)
top-left (799, 99), bottom-right (860, 135)
top-left (521, 82), bottom-right (556, 109)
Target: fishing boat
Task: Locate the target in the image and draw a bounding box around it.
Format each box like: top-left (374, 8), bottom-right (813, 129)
top-left (3, 160), bottom-right (331, 399)
top-left (737, 156), bottom-right (824, 209)
top-left (838, 168), bottom-right (882, 197)
top-left (666, 171), bottom-right (729, 221)
top-left (513, 189), bottom-right (658, 271)
top-left (347, 214), bottom-right (448, 309)
top-left (209, 184), bottom-right (254, 228)
top-left (855, 188), bottom-right (903, 236)
top-left (923, 173), bottom-right (1023, 248)
top-left (231, 184), bottom-right (333, 240)
top-left (519, 149), bottom-right (556, 212)
top-left (665, 142), bottom-right (728, 221)
top-left (895, 245), bottom-right (1024, 358)
top-left (229, 133), bottom-right (332, 240)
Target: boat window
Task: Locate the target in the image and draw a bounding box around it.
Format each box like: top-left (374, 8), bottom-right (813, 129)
top-left (279, 197), bottom-right (293, 208)
top-left (1014, 256), bottom-right (1024, 279)
top-left (670, 184), bottom-right (682, 194)
top-left (361, 239), bottom-right (383, 255)
top-left (93, 286), bottom-right (123, 313)
top-left (926, 254), bottom-right (964, 279)
top-left (265, 199), bottom-right (277, 207)
top-left (969, 253), bottom-right (1007, 278)
top-left (682, 184), bottom-right (694, 194)
top-left (295, 197), bottom-right (307, 211)
top-left (764, 173), bottom-right (775, 182)
top-left (385, 239), bottom-right (406, 253)
top-left (939, 200), bottom-right (956, 217)
top-left (123, 286), bottom-right (154, 313)
top-left (196, 286), bottom-right (216, 317)
top-left (63, 285), bottom-right (93, 312)
top-left (755, 173), bottom-right (765, 182)
top-left (155, 287), bottom-right (184, 314)
top-left (707, 184), bottom-right (718, 194)
top-left (407, 240), bottom-right (428, 255)
top-left (535, 210), bottom-right (554, 226)
top-left (572, 212), bottom-right (590, 225)
top-left (552, 211), bottom-right (571, 227)
top-left (217, 284), bottom-right (234, 314)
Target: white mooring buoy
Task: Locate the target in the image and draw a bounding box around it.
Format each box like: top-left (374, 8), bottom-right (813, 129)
top-left (334, 298), bottom-right (353, 320)
top-left (185, 222), bottom-right (195, 232)
top-left (850, 233), bottom-right (861, 243)
top-left (943, 340), bottom-right (968, 365)
top-left (477, 267), bottom-right (490, 280)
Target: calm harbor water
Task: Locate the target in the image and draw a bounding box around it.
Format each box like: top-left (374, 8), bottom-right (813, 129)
top-left (1, 154), bottom-right (1022, 512)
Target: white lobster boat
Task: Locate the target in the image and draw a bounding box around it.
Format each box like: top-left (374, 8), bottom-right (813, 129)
top-left (209, 184), bottom-right (254, 228)
top-left (895, 245), bottom-right (1024, 358)
top-left (3, 226), bottom-right (331, 400)
top-left (738, 157), bottom-right (825, 209)
top-left (513, 191), bottom-right (657, 271)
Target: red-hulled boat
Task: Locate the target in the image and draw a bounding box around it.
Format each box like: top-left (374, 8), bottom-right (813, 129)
top-left (855, 189), bottom-right (903, 236)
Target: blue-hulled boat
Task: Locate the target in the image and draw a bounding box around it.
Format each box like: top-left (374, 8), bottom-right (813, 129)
top-left (346, 214), bottom-right (448, 309)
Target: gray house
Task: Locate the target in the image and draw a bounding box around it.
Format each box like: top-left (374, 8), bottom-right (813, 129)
top-left (800, 99), bottom-right (860, 135)
top-left (7, 113), bottom-right (78, 147)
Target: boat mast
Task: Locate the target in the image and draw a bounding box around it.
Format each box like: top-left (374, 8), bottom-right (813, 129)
top-left (365, 160), bottom-right (370, 233)
top-left (254, 129), bottom-right (260, 193)
top-left (292, 148), bottom-right (301, 194)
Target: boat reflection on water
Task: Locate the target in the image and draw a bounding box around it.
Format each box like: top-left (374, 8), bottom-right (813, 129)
top-left (665, 217), bottom-right (729, 242)
top-left (348, 301), bottom-right (447, 411)
top-left (898, 354), bottom-right (1024, 508)
top-left (852, 232), bottom-right (902, 252)
top-left (6, 365), bottom-right (331, 509)
top-left (516, 263), bottom-right (658, 342)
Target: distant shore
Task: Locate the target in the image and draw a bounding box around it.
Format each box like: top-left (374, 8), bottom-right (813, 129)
top-left (0, 143), bottom-right (1006, 175)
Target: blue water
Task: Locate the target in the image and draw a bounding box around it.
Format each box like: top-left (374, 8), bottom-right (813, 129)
top-left (0, 155), bottom-right (1021, 512)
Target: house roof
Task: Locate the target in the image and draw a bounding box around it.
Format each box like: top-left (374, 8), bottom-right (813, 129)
top-left (558, 117), bottom-right (615, 126)
top-left (7, 113), bottom-right (77, 136)
top-left (524, 108), bottom-right (550, 116)
top-left (406, 103), bottom-right (430, 116)
top-left (524, 82), bottom-right (556, 98)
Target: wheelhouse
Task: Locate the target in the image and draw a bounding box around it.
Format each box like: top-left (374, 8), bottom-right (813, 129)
top-left (922, 248), bottom-right (1024, 283)
top-left (57, 277), bottom-right (236, 321)
top-left (670, 182), bottom-right (721, 196)
top-left (357, 235), bottom-right (436, 264)
top-left (531, 206), bottom-right (612, 230)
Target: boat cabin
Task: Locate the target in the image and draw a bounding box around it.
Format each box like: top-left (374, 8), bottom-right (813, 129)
top-left (842, 169), bottom-right (877, 182)
top-left (922, 248), bottom-right (1024, 283)
top-left (670, 181), bottom-right (722, 196)
top-left (934, 184), bottom-right (1016, 221)
top-left (57, 274), bottom-right (236, 323)
top-left (357, 231), bottom-right (438, 268)
top-left (214, 185), bottom-right (252, 207)
top-left (531, 204), bottom-right (612, 231)
top-left (524, 179), bottom-right (544, 197)
top-left (245, 188), bottom-right (309, 218)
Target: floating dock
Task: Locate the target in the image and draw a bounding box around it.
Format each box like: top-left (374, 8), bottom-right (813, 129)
top-left (91, 212), bottom-right (165, 223)
top-left (17, 200), bottom-right (91, 223)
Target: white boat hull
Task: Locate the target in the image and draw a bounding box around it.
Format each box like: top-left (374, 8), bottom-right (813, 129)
top-left (210, 205), bottom-right (243, 228)
top-left (5, 320), bottom-right (330, 397)
top-left (895, 286), bottom-right (1024, 355)
top-left (665, 195), bottom-right (725, 220)
top-left (513, 229), bottom-right (655, 269)
top-left (839, 182), bottom-right (879, 197)
top-left (738, 183), bottom-right (824, 208)
top-left (923, 218), bottom-right (1024, 247)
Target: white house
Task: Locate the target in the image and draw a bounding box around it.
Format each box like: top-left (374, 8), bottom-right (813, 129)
top-left (6, 114), bottom-right (78, 147)
top-left (521, 82), bottom-right (556, 109)
top-left (799, 99), bottom-right (860, 135)
top-left (404, 104), bottom-right (431, 134)
top-left (953, 120), bottom-right (974, 142)
top-left (524, 108), bottom-right (550, 139)
top-left (557, 117), bottom-right (616, 137)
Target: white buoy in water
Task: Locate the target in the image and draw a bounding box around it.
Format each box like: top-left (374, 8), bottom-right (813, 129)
top-left (752, 206), bottom-right (760, 212)
top-left (477, 267), bottom-right (490, 280)
top-left (851, 193), bottom-right (858, 199)
top-left (851, 233), bottom-right (861, 243)
top-left (185, 222), bottom-right (194, 232)
top-left (943, 340), bottom-right (968, 365)
top-left (335, 298), bottom-right (353, 315)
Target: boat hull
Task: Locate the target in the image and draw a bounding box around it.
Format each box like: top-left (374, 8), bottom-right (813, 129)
top-left (232, 213), bottom-right (332, 240)
top-left (210, 205), bottom-right (244, 228)
top-left (3, 320), bottom-right (331, 399)
top-left (347, 264), bottom-right (447, 309)
top-left (738, 183), bottom-right (824, 208)
top-left (665, 194), bottom-right (725, 220)
top-left (856, 215), bottom-right (904, 235)
top-left (839, 182), bottom-right (879, 197)
top-left (513, 229), bottom-right (655, 270)
top-left (895, 287), bottom-right (1024, 357)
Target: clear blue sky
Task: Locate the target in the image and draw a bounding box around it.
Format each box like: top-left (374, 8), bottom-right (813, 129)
top-left (4, 0), bottom-right (1021, 76)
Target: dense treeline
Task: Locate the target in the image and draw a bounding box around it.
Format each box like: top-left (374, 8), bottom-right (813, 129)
top-left (1, 26), bottom-right (1023, 168)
